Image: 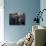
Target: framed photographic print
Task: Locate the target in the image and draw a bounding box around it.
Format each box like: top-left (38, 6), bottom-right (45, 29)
top-left (9, 12), bottom-right (25, 25)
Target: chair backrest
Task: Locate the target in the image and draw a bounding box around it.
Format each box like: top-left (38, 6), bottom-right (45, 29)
top-left (32, 25), bottom-right (46, 46)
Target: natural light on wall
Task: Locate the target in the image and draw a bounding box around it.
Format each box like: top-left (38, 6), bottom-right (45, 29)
top-left (0, 0), bottom-right (4, 42)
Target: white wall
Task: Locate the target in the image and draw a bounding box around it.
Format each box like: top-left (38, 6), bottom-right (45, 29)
top-left (0, 0), bottom-right (4, 42)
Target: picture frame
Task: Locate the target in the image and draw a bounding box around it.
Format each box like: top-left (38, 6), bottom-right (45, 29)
top-left (9, 12), bottom-right (25, 25)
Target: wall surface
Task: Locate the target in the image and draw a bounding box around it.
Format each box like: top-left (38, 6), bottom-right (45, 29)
top-left (40, 0), bottom-right (46, 45)
top-left (4, 0), bottom-right (40, 42)
top-left (40, 0), bottom-right (46, 27)
top-left (0, 0), bottom-right (4, 42)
